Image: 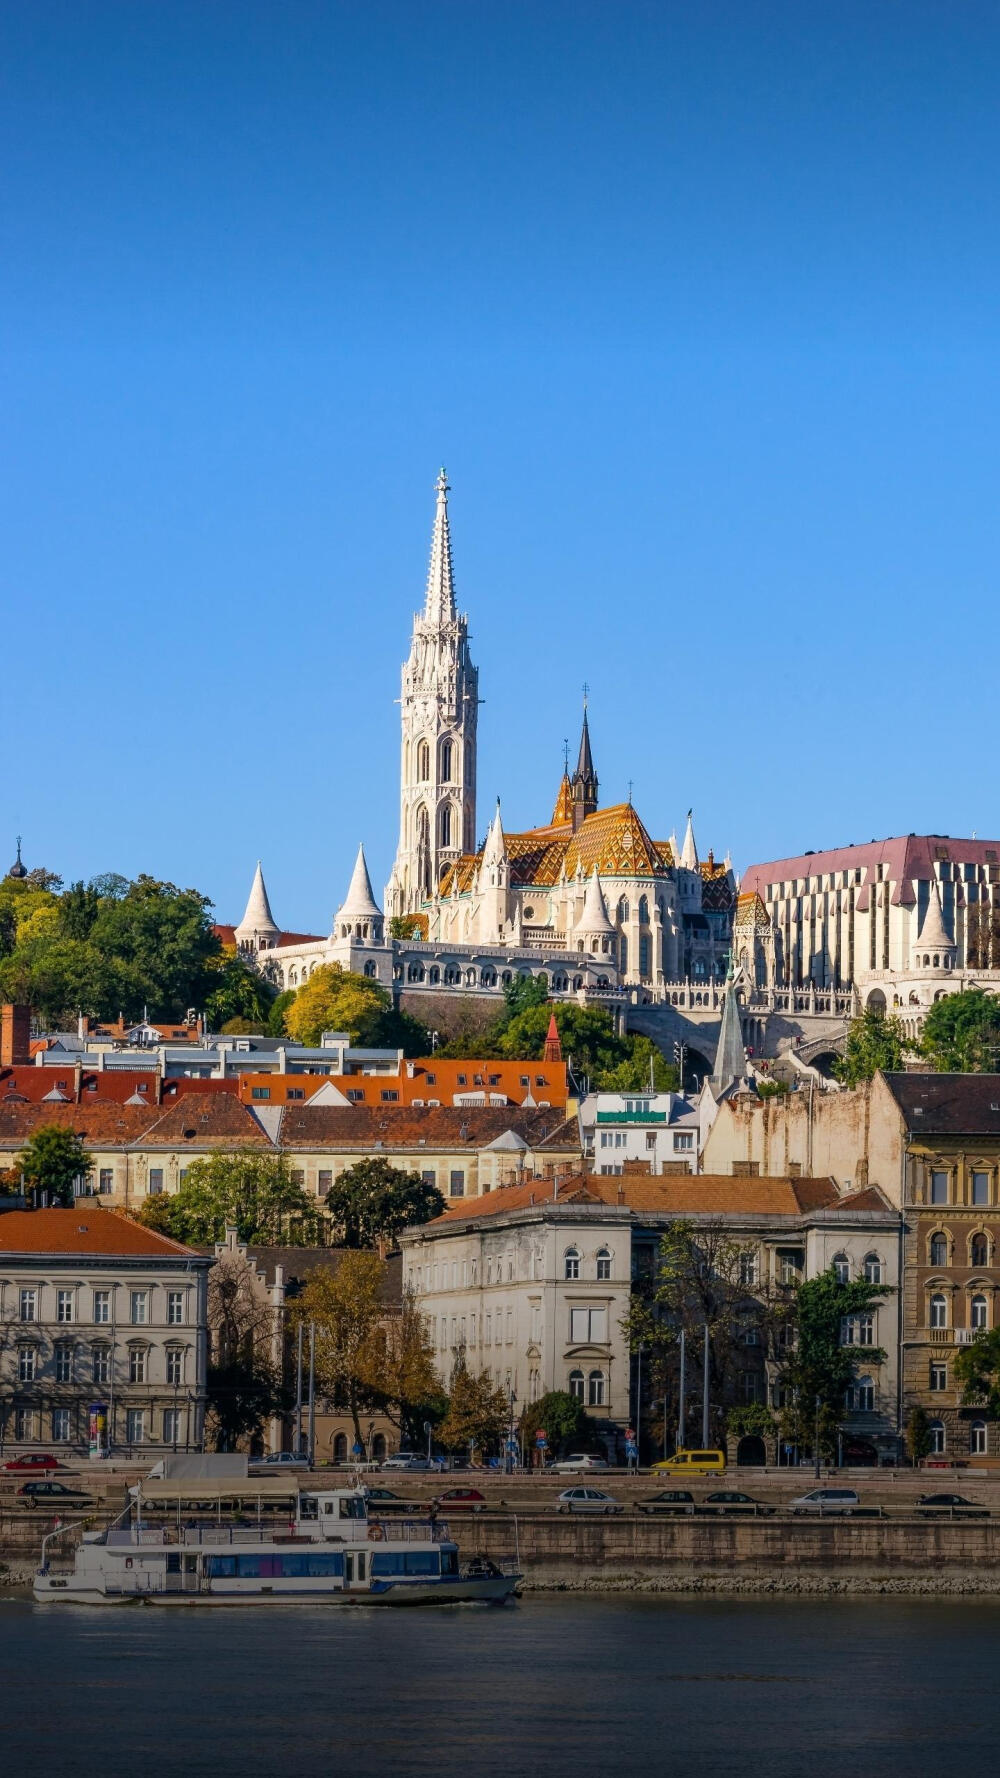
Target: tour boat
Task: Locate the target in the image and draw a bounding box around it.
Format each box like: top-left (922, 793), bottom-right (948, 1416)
top-left (33, 1485), bottom-right (520, 1607)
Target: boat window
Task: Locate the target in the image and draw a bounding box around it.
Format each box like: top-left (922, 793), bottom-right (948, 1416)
top-left (441, 1548), bottom-right (459, 1577)
top-left (207, 1555), bottom-right (237, 1578)
top-left (404, 1550), bottom-right (440, 1577)
top-left (372, 1551), bottom-right (406, 1576)
top-left (340, 1496), bottom-right (367, 1519)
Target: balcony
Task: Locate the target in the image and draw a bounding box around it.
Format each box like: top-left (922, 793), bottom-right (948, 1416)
top-left (595, 1110), bottom-right (667, 1126)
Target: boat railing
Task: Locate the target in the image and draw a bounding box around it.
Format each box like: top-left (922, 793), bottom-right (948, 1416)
top-left (369, 1518), bottom-right (452, 1544)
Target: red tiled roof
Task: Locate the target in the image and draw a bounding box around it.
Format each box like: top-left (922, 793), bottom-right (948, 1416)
top-left (0, 1068), bottom-right (239, 1107)
top-left (0, 1206), bottom-right (202, 1258)
top-left (276, 1104), bottom-right (579, 1152)
top-left (426, 1172), bottom-right (891, 1225)
top-left (0, 1096), bottom-right (268, 1150)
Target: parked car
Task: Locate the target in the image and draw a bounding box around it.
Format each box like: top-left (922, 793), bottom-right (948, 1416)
top-left (433, 1487), bottom-right (487, 1513)
top-left (551, 1454), bottom-right (611, 1474)
top-left (2, 1453), bottom-right (62, 1474)
top-left (649, 1449), bottom-right (726, 1476)
top-left (916, 1492), bottom-right (989, 1517)
top-left (790, 1487), bottom-right (860, 1515)
top-left (248, 1452), bottom-right (310, 1473)
top-left (382, 1453), bottom-right (432, 1472)
top-left (700, 1491), bottom-right (775, 1516)
top-left (362, 1487), bottom-right (416, 1514)
top-left (555, 1487), bottom-right (623, 1515)
top-left (639, 1489), bottom-right (696, 1516)
top-left (18, 1481), bottom-right (95, 1508)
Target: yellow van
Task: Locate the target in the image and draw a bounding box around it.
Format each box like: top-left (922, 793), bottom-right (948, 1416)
top-left (650, 1448), bottom-right (726, 1476)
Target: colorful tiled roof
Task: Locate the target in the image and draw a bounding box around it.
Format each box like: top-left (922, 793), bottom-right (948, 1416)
top-left (440, 802), bottom-right (672, 896)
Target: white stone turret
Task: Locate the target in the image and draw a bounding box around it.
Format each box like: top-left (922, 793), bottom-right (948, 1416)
top-left (335, 845), bottom-right (384, 944)
top-left (679, 810), bottom-right (699, 871)
top-left (235, 862), bottom-right (280, 953)
top-left (913, 875), bottom-right (956, 970)
top-left (574, 868), bottom-right (617, 962)
top-left (476, 801), bottom-right (509, 939)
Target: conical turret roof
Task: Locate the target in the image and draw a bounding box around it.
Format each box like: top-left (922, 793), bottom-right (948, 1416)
top-left (424, 467), bottom-right (456, 624)
top-left (480, 801), bottom-right (507, 870)
top-left (551, 772), bottom-right (573, 826)
top-left (679, 810), bottom-right (699, 871)
top-left (917, 876), bottom-right (953, 951)
top-left (336, 844), bottom-right (382, 922)
top-left (575, 867), bottom-right (616, 936)
top-left (235, 861), bottom-right (279, 942)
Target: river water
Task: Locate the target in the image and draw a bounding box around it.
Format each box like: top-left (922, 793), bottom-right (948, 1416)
top-left (3, 1593), bottom-right (999, 1775)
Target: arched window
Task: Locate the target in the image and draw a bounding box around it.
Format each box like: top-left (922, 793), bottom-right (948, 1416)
top-left (971, 1234), bottom-right (989, 1268)
top-left (971, 1419), bottom-right (988, 1456)
top-left (930, 1293), bottom-right (948, 1329)
top-left (440, 804), bottom-right (452, 848)
top-left (928, 1419), bottom-right (945, 1455)
top-left (638, 895), bottom-right (649, 924)
top-left (617, 898), bottom-right (629, 923)
top-left (971, 1294), bottom-right (988, 1330)
top-left (833, 1253), bottom-right (850, 1284)
top-left (564, 1247), bottom-right (580, 1281)
top-left (372, 1433), bottom-right (387, 1462)
top-left (417, 740), bottom-right (430, 782)
top-left (864, 1253), bottom-right (883, 1285)
top-left (596, 1248), bottom-right (612, 1282)
top-left (930, 1233), bottom-right (948, 1267)
top-left (588, 1370), bottom-right (606, 1407)
top-left (364, 960), bottom-right (377, 978)
top-left (568, 1369), bottom-right (584, 1401)
top-left (333, 1433), bottom-right (348, 1463)
top-left (440, 737), bottom-right (453, 782)
top-left (428, 965), bottom-right (440, 985)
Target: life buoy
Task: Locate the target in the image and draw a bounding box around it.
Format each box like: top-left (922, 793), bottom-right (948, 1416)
top-left (369, 1521), bottom-right (384, 1542)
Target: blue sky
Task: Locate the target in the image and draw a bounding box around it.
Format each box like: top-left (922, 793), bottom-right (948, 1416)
top-left (4, 2), bottom-right (1000, 929)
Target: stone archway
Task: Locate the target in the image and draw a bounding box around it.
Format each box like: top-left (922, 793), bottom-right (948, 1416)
top-left (736, 1435), bottom-right (766, 1467)
top-left (866, 989), bottom-right (887, 1015)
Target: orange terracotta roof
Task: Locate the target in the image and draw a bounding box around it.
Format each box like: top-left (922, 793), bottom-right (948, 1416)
top-left (0, 1096), bottom-right (268, 1150)
top-left (0, 1206), bottom-right (202, 1259)
top-left (439, 803), bottom-right (672, 897)
top-left (551, 773), bottom-right (574, 826)
top-left (276, 1104), bottom-right (579, 1152)
top-left (426, 1172), bottom-right (882, 1225)
top-left (0, 1067), bottom-right (239, 1107)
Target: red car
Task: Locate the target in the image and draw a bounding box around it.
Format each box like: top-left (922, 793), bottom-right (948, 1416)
top-left (3, 1453), bottom-right (62, 1473)
top-left (434, 1487), bottom-right (487, 1513)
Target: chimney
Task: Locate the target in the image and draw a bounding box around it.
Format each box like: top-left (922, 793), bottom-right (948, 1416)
top-left (1, 1004), bottom-right (31, 1067)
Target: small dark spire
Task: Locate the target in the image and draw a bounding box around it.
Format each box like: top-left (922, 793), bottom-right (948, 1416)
top-left (571, 705), bottom-right (598, 830)
top-left (7, 836), bottom-right (27, 881)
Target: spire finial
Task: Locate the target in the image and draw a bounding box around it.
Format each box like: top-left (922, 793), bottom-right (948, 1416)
top-left (424, 468), bottom-right (456, 624)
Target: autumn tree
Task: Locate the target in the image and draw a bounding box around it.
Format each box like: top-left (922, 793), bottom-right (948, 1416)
top-left (17, 1125), bottom-right (93, 1208)
top-left (362, 1292), bottom-right (445, 1447)
top-left (283, 965), bottom-right (429, 1054)
top-left (292, 1252), bottom-right (388, 1450)
top-left (437, 1359), bottom-right (510, 1457)
top-left (324, 1157), bottom-right (444, 1249)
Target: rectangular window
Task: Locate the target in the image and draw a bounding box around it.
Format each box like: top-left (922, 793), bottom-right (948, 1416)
top-left (126, 1408), bottom-right (145, 1445)
top-left (673, 1132), bottom-right (694, 1151)
top-left (166, 1348), bottom-right (183, 1385)
top-left (469, 1317), bottom-right (477, 1349)
top-left (930, 1171), bottom-right (950, 1206)
top-left (421, 1169), bottom-right (436, 1189)
top-left (251, 1086), bottom-right (271, 1100)
top-left (570, 1307), bottom-right (609, 1343)
top-left (930, 1361), bottom-right (947, 1392)
top-left (99, 1168), bottom-right (114, 1194)
top-left (291, 1169), bottom-right (305, 1188)
top-left (19, 1289), bottom-right (36, 1322)
top-left (52, 1408), bottom-right (71, 1443)
top-left (739, 1252), bottom-right (759, 1287)
top-left (18, 1346), bottom-right (36, 1382)
top-left (317, 1169), bottom-right (333, 1197)
top-left (380, 1090), bottom-right (399, 1103)
top-left (130, 1291), bottom-right (148, 1325)
top-left (55, 1343), bottom-right (73, 1383)
top-left (972, 1172), bottom-right (990, 1207)
top-left (167, 1291), bottom-right (184, 1326)
top-left (148, 1169), bottom-right (164, 1195)
top-left (92, 1345), bottom-right (111, 1384)
top-left (449, 1170), bottom-right (465, 1198)
top-left (506, 1309), bottom-right (514, 1344)
top-left (163, 1408), bottom-right (182, 1445)
top-left (485, 1313), bottom-right (492, 1344)
top-left (93, 1289), bottom-right (111, 1324)
top-left (56, 1289), bottom-right (74, 1323)
top-left (129, 1348), bottom-right (147, 1383)
top-left (286, 1088), bottom-right (304, 1100)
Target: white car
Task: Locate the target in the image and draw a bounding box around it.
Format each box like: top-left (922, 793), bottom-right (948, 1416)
top-left (552, 1453), bottom-right (611, 1474)
top-left (789, 1487), bottom-right (860, 1515)
top-left (556, 1486), bottom-right (623, 1515)
top-left (248, 1452), bottom-right (310, 1473)
top-left (381, 1453), bottom-right (445, 1472)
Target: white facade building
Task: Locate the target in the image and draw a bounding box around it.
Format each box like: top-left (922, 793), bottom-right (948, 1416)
top-left (579, 1091), bottom-right (700, 1175)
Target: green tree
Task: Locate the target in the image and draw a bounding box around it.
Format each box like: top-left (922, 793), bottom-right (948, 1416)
top-left (388, 915), bottom-right (425, 940)
top-left (954, 1326), bottom-right (1000, 1416)
top-left (88, 875), bottom-right (221, 1018)
top-left (756, 1078), bottom-right (789, 1099)
top-left (204, 946), bottom-right (277, 1031)
top-left (832, 1008), bottom-right (908, 1086)
top-left (57, 880), bottom-right (101, 942)
top-left (437, 1359), bottom-right (510, 1457)
top-left (324, 1157), bottom-right (445, 1249)
top-left (598, 1035), bottom-right (679, 1093)
top-left (502, 973), bottom-right (549, 1019)
top-left (137, 1150), bottom-right (320, 1245)
top-left (726, 1402), bottom-right (777, 1439)
top-left (519, 1389), bottom-right (589, 1458)
top-left (17, 1125), bottom-right (93, 1208)
top-left (905, 1404), bottom-right (933, 1466)
top-left (778, 1267), bottom-right (889, 1457)
top-left (921, 989), bottom-right (1000, 1073)
top-left (267, 989), bottom-right (296, 1036)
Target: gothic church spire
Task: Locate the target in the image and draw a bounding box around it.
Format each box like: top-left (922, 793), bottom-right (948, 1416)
top-left (424, 467), bottom-right (456, 625)
top-left (571, 704), bottom-right (598, 831)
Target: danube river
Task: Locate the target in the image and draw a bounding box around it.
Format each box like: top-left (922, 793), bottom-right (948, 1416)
top-left (3, 1594), bottom-right (999, 1774)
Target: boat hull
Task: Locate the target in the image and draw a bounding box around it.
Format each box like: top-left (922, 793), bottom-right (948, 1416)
top-left (33, 1573), bottom-right (519, 1607)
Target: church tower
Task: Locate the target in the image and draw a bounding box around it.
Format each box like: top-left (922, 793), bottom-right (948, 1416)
top-left (570, 706), bottom-right (599, 831)
top-left (388, 471), bottom-right (479, 917)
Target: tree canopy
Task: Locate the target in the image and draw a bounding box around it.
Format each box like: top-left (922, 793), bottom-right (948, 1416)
top-left (136, 1150), bottom-right (320, 1246)
top-left (832, 1008), bottom-right (909, 1086)
top-left (279, 965), bottom-right (430, 1054)
top-left (205, 1251), bottom-right (290, 1451)
top-left (0, 870), bottom-right (223, 1024)
top-left (436, 989), bottom-right (677, 1088)
top-left (437, 1359), bottom-right (511, 1456)
top-left (291, 1251), bottom-right (392, 1449)
top-left (519, 1389), bottom-right (589, 1456)
top-left (921, 989), bottom-right (1000, 1073)
top-left (777, 1267), bottom-right (888, 1456)
top-left (954, 1327), bottom-right (1000, 1417)
top-left (204, 947), bottom-right (277, 1031)
top-left (16, 1125), bottom-right (93, 1208)
top-left (323, 1157), bottom-right (445, 1249)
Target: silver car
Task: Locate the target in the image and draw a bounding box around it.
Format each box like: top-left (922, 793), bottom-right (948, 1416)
top-left (789, 1487), bottom-right (860, 1515)
top-left (555, 1486), bottom-right (623, 1515)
